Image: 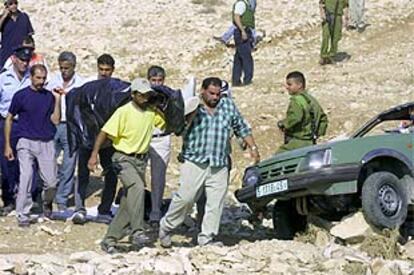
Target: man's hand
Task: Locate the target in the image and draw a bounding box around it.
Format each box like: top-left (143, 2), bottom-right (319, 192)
top-left (250, 146), bottom-right (260, 164)
top-left (1, 7), bottom-right (10, 19)
top-left (52, 87), bottom-right (65, 96)
top-left (241, 30), bottom-right (248, 41)
top-left (4, 145), bottom-right (14, 161)
top-left (87, 153), bottom-right (98, 172)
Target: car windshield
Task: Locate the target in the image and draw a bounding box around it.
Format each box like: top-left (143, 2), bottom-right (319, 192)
top-left (352, 102), bottom-right (414, 138)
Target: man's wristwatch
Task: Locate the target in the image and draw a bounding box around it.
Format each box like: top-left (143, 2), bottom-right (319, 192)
top-left (250, 145), bottom-right (258, 151)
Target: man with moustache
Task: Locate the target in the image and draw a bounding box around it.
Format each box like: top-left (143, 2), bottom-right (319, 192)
top-left (159, 77), bottom-right (260, 247)
top-left (88, 78), bottom-right (165, 253)
top-left (4, 64), bottom-right (61, 227)
top-left (0, 46), bottom-right (32, 215)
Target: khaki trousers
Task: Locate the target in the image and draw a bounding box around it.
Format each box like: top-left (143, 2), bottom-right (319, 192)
top-left (104, 152), bottom-right (147, 242)
top-left (161, 161), bottom-right (228, 245)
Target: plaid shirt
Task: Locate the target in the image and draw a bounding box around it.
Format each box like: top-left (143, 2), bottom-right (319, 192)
top-left (181, 97), bottom-right (251, 167)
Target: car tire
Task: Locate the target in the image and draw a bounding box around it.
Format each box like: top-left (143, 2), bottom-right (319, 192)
top-left (272, 200), bottom-right (307, 240)
top-left (361, 171), bottom-right (408, 229)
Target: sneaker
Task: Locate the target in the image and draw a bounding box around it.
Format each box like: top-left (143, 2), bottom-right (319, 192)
top-left (159, 226), bottom-right (172, 248)
top-left (130, 231), bottom-right (151, 247)
top-left (213, 35), bottom-right (227, 45)
top-left (72, 211), bottom-right (87, 225)
top-left (43, 202), bottom-right (53, 219)
top-left (17, 219), bottom-right (30, 228)
top-left (100, 241), bottom-right (119, 254)
top-left (57, 204), bottom-right (67, 212)
top-left (149, 220), bottom-right (160, 230)
top-left (199, 240), bottom-right (224, 247)
top-left (95, 214), bottom-right (113, 224)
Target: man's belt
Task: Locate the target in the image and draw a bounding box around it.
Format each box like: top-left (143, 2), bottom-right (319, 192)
top-left (152, 132), bottom-right (170, 138)
top-left (124, 152), bottom-right (148, 160)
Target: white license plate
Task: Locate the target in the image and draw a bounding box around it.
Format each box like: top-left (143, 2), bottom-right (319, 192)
top-left (256, 179), bottom-right (288, 198)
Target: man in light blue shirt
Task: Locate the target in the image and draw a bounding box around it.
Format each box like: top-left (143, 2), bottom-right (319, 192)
top-left (46, 51), bottom-right (84, 212)
top-left (0, 46), bottom-right (32, 215)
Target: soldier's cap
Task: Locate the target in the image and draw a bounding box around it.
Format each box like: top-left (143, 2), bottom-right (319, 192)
top-left (184, 96), bottom-right (200, 115)
top-left (130, 78), bottom-right (154, 94)
top-left (13, 46), bottom-right (33, 61)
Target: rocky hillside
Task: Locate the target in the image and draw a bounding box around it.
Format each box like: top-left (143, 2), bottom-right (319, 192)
top-left (1, 0), bottom-right (414, 274)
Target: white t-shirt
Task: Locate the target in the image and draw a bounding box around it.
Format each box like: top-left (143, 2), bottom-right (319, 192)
top-left (234, 1), bottom-right (247, 15)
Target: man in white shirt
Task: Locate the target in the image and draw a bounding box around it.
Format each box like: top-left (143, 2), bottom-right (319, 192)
top-left (47, 51), bottom-right (84, 212)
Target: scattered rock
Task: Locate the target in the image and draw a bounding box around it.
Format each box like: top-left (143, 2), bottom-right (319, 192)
top-left (330, 212), bottom-right (372, 243)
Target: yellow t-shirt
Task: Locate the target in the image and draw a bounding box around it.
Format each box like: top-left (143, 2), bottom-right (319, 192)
top-left (102, 102), bottom-right (165, 154)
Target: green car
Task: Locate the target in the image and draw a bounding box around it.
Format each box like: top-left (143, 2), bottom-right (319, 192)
top-left (235, 102), bottom-right (414, 239)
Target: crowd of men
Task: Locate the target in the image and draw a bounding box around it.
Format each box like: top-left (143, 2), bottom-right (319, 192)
top-left (0, 0), bottom-right (368, 252)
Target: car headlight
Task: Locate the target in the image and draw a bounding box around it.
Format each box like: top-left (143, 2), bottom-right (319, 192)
top-left (243, 166), bottom-right (261, 187)
top-left (300, 149), bottom-right (332, 171)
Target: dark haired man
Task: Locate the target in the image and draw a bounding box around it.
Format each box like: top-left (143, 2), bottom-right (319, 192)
top-left (47, 51), bottom-right (84, 212)
top-left (74, 53), bottom-right (117, 224)
top-left (88, 78), bottom-right (165, 253)
top-left (0, 0), bottom-right (34, 68)
top-left (159, 77), bottom-right (260, 247)
top-left (4, 64), bottom-right (61, 227)
top-left (0, 46), bottom-right (32, 215)
top-left (277, 71), bottom-right (328, 152)
top-left (146, 65), bottom-right (170, 227)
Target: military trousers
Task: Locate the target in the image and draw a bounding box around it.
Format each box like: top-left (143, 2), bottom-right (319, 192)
top-left (103, 151), bottom-right (147, 243)
top-left (160, 160), bottom-right (228, 245)
top-left (320, 17), bottom-right (343, 58)
top-left (277, 138), bottom-right (314, 153)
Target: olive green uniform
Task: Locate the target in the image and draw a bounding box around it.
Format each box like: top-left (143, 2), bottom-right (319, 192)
top-left (278, 91), bottom-right (328, 152)
top-left (320, 0), bottom-right (348, 59)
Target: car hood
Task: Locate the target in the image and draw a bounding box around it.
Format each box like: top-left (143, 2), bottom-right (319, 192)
top-left (257, 137), bottom-right (349, 168)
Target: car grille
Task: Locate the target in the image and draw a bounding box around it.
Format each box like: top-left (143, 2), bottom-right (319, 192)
top-left (260, 163), bottom-right (298, 181)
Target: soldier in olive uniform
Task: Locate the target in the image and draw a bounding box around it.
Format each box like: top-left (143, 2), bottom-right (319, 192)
top-left (319, 0), bottom-right (349, 65)
top-left (277, 71), bottom-right (328, 152)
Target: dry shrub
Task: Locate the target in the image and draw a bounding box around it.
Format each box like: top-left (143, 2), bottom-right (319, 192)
top-left (359, 229), bottom-right (401, 260)
top-left (294, 224), bottom-right (329, 244)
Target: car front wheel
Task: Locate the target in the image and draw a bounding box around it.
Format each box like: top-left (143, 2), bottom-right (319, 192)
top-left (361, 171), bottom-right (408, 229)
top-left (272, 199), bottom-right (307, 240)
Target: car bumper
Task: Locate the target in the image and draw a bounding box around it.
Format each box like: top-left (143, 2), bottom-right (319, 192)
top-left (235, 163), bottom-right (360, 203)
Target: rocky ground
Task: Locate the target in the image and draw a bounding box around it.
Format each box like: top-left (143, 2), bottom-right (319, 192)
top-left (1, 0), bottom-right (414, 274)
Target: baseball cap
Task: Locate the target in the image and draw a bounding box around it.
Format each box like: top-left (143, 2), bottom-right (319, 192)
top-left (13, 46), bottom-right (33, 61)
top-left (184, 96), bottom-right (200, 115)
top-left (130, 78), bottom-right (154, 94)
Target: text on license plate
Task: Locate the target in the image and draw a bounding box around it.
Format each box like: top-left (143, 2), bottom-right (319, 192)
top-left (256, 179), bottom-right (288, 198)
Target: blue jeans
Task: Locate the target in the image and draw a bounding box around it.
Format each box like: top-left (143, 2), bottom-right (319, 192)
top-left (54, 123), bottom-right (78, 207)
top-left (0, 119), bottom-right (19, 206)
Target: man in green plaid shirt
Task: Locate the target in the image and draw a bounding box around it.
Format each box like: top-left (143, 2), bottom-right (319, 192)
top-left (159, 77), bottom-right (260, 247)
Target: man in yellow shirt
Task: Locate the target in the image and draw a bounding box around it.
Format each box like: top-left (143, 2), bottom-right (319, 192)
top-left (87, 78), bottom-right (165, 254)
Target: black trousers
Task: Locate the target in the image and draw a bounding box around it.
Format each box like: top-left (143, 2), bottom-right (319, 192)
top-left (232, 28), bottom-right (254, 85)
top-left (75, 146), bottom-right (117, 215)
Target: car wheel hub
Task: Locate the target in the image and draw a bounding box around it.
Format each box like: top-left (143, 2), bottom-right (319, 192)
top-left (378, 184), bottom-right (400, 217)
